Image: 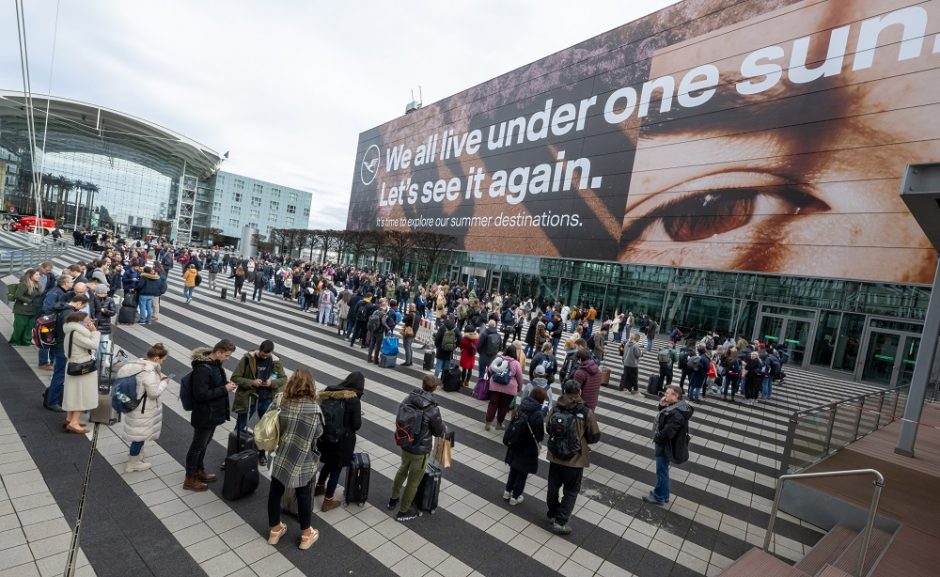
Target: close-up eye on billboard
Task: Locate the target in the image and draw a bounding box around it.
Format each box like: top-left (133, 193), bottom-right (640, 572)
top-left (347, 0), bottom-right (940, 285)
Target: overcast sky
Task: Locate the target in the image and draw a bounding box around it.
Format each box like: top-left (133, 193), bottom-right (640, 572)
top-left (0, 0), bottom-right (679, 230)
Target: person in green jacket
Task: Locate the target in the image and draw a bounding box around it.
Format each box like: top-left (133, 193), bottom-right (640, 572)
top-left (9, 269), bottom-right (42, 346)
top-left (231, 339), bottom-right (287, 466)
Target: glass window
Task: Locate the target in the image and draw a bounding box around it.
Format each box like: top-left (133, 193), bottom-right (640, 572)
top-left (251, 196), bottom-right (261, 207)
top-left (811, 311), bottom-right (840, 367)
top-left (833, 313), bottom-right (865, 372)
top-left (231, 206), bottom-right (241, 215)
top-left (212, 202), bottom-right (221, 211)
top-left (271, 188), bottom-right (280, 197)
top-left (289, 191), bottom-right (297, 203)
top-left (229, 218), bottom-right (239, 228)
top-left (249, 209), bottom-right (259, 220)
top-left (286, 217), bottom-right (294, 226)
top-left (270, 201), bottom-right (279, 211)
top-left (235, 179), bottom-right (245, 190)
top-left (303, 208), bottom-right (310, 217)
top-left (253, 183), bottom-right (263, 194)
top-left (233, 192), bottom-right (242, 202)
top-left (287, 205), bottom-right (296, 214)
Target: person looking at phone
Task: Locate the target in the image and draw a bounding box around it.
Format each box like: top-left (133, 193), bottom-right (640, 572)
top-left (118, 342), bottom-right (170, 473)
top-left (231, 340), bottom-right (287, 466)
top-left (184, 339), bottom-right (237, 491)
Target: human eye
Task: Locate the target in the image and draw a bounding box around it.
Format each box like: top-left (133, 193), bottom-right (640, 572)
top-left (622, 171), bottom-right (829, 244)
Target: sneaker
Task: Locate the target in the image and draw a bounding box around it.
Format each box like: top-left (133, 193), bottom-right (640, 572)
top-left (642, 493), bottom-right (666, 506)
top-left (386, 498), bottom-right (399, 511)
top-left (395, 506), bottom-right (420, 522)
top-left (495, 422), bottom-right (504, 430)
top-left (552, 522), bottom-right (572, 535)
top-left (509, 495), bottom-right (524, 506)
top-left (502, 490), bottom-right (511, 501)
top-left (320, 497), bottom-right (341, 513)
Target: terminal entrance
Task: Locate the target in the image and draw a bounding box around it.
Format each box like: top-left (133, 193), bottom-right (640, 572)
top-left (858, 319), bottom-right (922, 388)
top-left (755, 305), bottom-right (816, 366)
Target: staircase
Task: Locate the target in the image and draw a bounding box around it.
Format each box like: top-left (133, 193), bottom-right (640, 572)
top-left (720, 469), bottom-right (896, 577)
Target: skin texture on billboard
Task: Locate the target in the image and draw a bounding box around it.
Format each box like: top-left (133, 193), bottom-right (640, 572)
top-left (347, 0), bottom-right (940, 285)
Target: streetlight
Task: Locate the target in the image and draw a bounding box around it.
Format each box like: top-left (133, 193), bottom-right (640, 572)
top-left (895, 162), bottom-right (940, 457)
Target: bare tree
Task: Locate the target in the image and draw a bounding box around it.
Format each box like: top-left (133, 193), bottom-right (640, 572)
top-left (305, 229), bottom-right (321, 261)
top-left (414, 231), bottom-right (455, 282)
top-left (151, 219), bottom-right (173, 239)
top-left (319, 229), bottom-right (339, 264)
top-left (365, 230), bottom-right (388, 269)
top-left (207, 227), bottom-right (226, 246)
top-left (385, 230), bottom-right (415, 274)
top-left (345, 230), bottom-right (370, 266)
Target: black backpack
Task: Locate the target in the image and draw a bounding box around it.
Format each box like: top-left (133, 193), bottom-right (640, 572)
top-left (546, 407), bottom-right (583, 461)
top-left (320, 398), bottom-right (347, 444)
top-left (358, 302), bottom-right (373, 323)
top-left (482, 331), bottom-right (502, 356)
top-left (393, 401), bottom-right (426, 451)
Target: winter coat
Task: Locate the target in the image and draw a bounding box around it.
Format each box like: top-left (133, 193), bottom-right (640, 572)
top-left (96, 297), bottom-right (117, 335)
top-left (336, 298), bottom-right (350, 321)
top-left (558, 349), bottom-right (577, 382)
top-left (136, 272), bottom-right (163, 296)
top-left (183, 268), bottom-right (198, 287)
top-left (592, 333), bottom-right (606, 363)
top-left (188, 347), bottom-right (230, 428)
top-left (11, 282), bottom-right (37, 316)
top-left (654, 399), bottom-right (693, 464)
top-left (316, 373), bottom-right (364, 468)
top-left (230, 351), bottom-right (287, 413)
top-left (573, 358), bottom-right (603, 410)
top-left (399, 388), bottom-right (445, 456)
top-left (119, 359), bottom-right (167, 442)
top-left (62, 322), bottom-right (100, 412)
top-left (546, 393), bottom-right (601, 468)
top-left (459, 333), bottom-right (479, 370)
top-left (517, 377), bottom-right (553, 417)
top-left (530, 351), bottom-right (557, 383)
top-left (271, 397), bottom-right (323, 488)
top-left (434, 318), bottom-right (461, 360)
top-left (486, 354), bottom-right (524, 396)
top-left (524, 319), bottom-right (538, 346)
top-left (623, 340), bottom-right (643, 368)
top-left (504, 396), bottom-right (545, 474)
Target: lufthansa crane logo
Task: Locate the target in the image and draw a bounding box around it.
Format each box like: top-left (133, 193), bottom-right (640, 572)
top-left (360, 144), bottom-right (380, 186)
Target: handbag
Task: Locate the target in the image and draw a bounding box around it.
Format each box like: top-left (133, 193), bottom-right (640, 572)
top-left (471, 376), bottom-right (490, 401)
top-left (402, 325), bottom-right (414, 338)
top-left (66, 335), bottom-right (97, 376)
top-left (432, 433), bottom-right (453, 468)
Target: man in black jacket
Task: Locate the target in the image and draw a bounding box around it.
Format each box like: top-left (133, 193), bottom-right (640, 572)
top-left (184, 340), bottom-right (237, 491)
top-left (643, 385), bottom-right (693, 506)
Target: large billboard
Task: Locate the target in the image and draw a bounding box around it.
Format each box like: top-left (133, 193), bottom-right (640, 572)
top-left (347, 0), bottom-right (940, 285)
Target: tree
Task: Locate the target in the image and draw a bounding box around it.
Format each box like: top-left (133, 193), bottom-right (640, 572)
top-left (345, 230), bottom-right (370, 266)
top-left (385, 230), bottom-right (415, 274)
top-left (304, 229), bottom-right (321, 261)
top-left (319, 229), bottom-right (339, 264)
top-left (365, 230), bottom-right (388, 269)
top-left (413, 231), bottom-right (455, 282)
top-left (207, 227), bottom-right (226, 246)
top-left (151, 219), bottom-right (172, 239)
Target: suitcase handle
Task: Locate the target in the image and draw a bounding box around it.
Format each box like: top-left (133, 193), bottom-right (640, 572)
top-left (237, 393), bottom-right (258, 452)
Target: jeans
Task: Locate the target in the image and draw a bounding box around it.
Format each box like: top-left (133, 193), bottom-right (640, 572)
top-left (129, 440), bottom-right (145, 456)
top-left (505, 467), bottom-right (529, 499)
top-left (38, 345), bottom-right (51, 367)
top-left (761, 376), bottom-right (773, 398)
top-left (403, 336), bottom-right (414, 364)
top-left (252, 286), bottom-right (263, 301)
top-left (478, 355), bottom-right (494, 382)
top-left (434, 357), bottom-right (451, 378)
top-left (318, 304), bottom-right (332, 325)
top-left (138, 295), bottom-right (153, 323)
top-left (546, 463), bottom-right (583, 525)
top-left (391, 451), bottom-right (428, 513)
top-left (653, 455), bottom-right (671, 503)
top-left (185, 426), bottom-right (216, 476)
top-left (98, 334), bottom-right (112, 358)
top-left (688, 372), bottom-right (706, 401)
top-left (183, 286), bottom-right (194, 301)
top-left (48, 349), bottom-right (68, 406)
top-left (723, 376), bottom-right (740, 398)
top-left (235, 397), bottom-right (274, 432)
top-left (551, 337), bottom-right (561, 357)
top-left (208, 271), bottom-right (217, 289)
top-left (646, 336), bottom-right (655, 351)
top-left (269, 477), bottom-right (312, 530)
top-left (317, 464), bottom-right (343, 498)
top-left (367, 330), bottom-right (383, 363)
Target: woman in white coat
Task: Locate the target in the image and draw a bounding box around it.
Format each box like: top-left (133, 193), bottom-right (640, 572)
top-left (62, 312), bottom-right (100, 434)
top-left (119, 342), bottom-right (170, 473)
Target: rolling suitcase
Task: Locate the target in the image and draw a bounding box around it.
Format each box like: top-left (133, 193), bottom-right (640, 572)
top-left (117, 304), bottom-right (136, 325)
top-left (222, 449), bottom-right (259, 500)
top-left (415, 461), bottom-right (442, 513)
top-left (344, 452), bottom-right (371, 506)
top-left (380, 354), bottom-right (397, 368)
top-left (220, 287), bottom-right (227, 300)
top-left (647, 374), bottom-right (661, 395)
top-left (422, 349), bottom-right (435, 371)
top-left (601, 367), bottom-right (611, 386)
top-left (442, 367), bottom-right (462, 392)
top-left (90, 350), bottom-right (119, 425)
top-left (240, 292), bottom-right (247, 303)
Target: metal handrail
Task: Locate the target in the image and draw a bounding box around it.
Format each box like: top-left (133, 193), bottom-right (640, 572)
top-left (764, 469), bottom-right (885, 577)
top-left (0, 237), bottom-right (70, 279)
top-left (780, 384), bottom-right (908, 472)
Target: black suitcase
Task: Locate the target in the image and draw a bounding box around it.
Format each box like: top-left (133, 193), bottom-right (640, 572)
top-left (227, 429), bottom-right (255, 458)
top-left (344, 452), bottom-right (371, 506)
top-left (117, 304), bottom-right (136, 325)
top-left (220, 287), bottom-right (227, 300)
top-left (442, 367), bottom-right (462, 392)
top-left (415, 461), bottom-right (442, 513)
top-left (422, 349), bottom-right (435, 371)
top-left (222, 449), bottom-right (259, 500)
top-left (647, 374), bottom-right (661, 395)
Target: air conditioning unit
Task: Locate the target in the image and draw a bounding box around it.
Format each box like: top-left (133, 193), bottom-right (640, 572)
top-left (405, 100), bottom-right (421, 114)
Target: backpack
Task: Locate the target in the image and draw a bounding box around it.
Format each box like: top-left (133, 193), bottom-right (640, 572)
top-left (441, 328), bottom-right (457, 353)
top-left (658, 348), bottom-right (672, 364)
top-left (457, 304), bottom-right (468, 320)
top-left (393, 402), bottom-right (426, 451)
top-left (538, 357), bottom-right (555, 375)
top-left (546, 408), bottom-right (583, 461)
top-left (686, 354), bottom-right (701, 372)
top-left (32, 314), bottom-right (58, 348)
top-left (179, 371), bottom-right (194, 411)
top-left (482, 331), bottom-right (502, 356)
top-left (367, 309), bottom-right (386, 333)
top-left (110, 367), bottom-right (147, 413)
top-left (489, 356), bottom-right (512, 385)
top-left (357, 302), bottom-right (372, 323)
top-left (319, 398), bottom-right (347, 444)
top-left (208, 262), bottom-right (220, 273)
top-left (254, 396), bottom-right (282, 452)
top-left (758, 358), bottom-right (772, 377)
top-left (502, 309), bottom-right (514, 325)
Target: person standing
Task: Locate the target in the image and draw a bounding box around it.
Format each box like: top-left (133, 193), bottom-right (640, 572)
top-left (267, 369), bottom-right (323, 550)
top-left (315, 371), bottom-right (364, 512)
top-left (620, 333), bottom-right (643, 394)
top-left (458, 328), bottom-right (479, 387)
top-left (94, 285), bottom-right (117, 356)
top-left (572, 349), bottom-right (603, 410)
top-left (688, 345), bottom-right (710, 402)
top-left (545, 379), bottom-right (601, 535)
top-left (184, 340), bottom-right (237, 491)
top-left (252, 268), bottom-right (266, 302)
top-left (658, 342), bottom-right (677, 388)
top-left (120, 343), bottom-right (170, 472)
top-left (62, 311), bottom-right (100, 434)
top-left (433, 314), bottom-right (460, 379)
top-left (400, 303), bottom-right (420, 366)
top-left (502, 387), bottom-right (547, 506)
top-left (318, 284), bottom-right (334, 325)
top-left (742, 351), bottom-right (763, 405)
top-left (233, 265), bottom-right (246, 299)
top-left (388, 375), bottom-right (445, 522)
top-left (642, 385), bottom-right (693, 506)
top-left (8, 269), bottom-right (40, 346)
top-left (645, 315), bottom-right (659, 352)
top-left (136, 266), bottom-right (162, 325)
top-left (231, 340), bottom-right (287, 467)
top-left (484, 344), bottom-right (524, 431)
top-left (207, 258), bottom-right (220, 290)
top-left (182, 264), bottom-right (198, 304)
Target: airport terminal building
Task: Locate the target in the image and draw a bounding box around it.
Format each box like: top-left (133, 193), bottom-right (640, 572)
top-left (347, 0), bottom-right (940, 386)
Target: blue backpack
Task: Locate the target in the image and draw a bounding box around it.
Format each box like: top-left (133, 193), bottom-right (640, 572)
top-left (180, 371), bottom-right (194, 411)
top-left (111, 370), bottom-right (146, 414)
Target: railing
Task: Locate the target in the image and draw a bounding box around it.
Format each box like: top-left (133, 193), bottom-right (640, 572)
top-left (0, 237), bottom-right (70, 280)
top-left (779, 384), bottom-right (908, 473)
top-left (764, 469), bottom-right (885, 577)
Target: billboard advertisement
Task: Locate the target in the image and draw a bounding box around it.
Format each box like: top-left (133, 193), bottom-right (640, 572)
top-left (347, 0), bottom-right (940, 285)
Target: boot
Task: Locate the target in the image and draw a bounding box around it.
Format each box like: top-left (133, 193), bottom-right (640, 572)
top-left (321, 496), bottom-right (341, 512)
top-left (125, 454), bottom-right (152, 473)
top-left (314, 483), bottom-right (326, 497)
top-left (183, 475), bottom-right (208, 492)
top-left (196, 469), bottom-right (217, 482)
top-left (258, 450), bottom-right (267, 467)
top-left (462, 377), bottom-right (470, 388)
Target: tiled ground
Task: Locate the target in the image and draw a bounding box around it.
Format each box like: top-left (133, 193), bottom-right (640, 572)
top-left (0, 239), bottom-right (882, 577)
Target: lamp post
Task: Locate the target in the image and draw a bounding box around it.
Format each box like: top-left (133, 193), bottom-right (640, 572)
top-left (895, 162), bottom-right (940, 457)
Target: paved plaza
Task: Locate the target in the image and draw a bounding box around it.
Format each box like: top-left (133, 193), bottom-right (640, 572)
top-left (0, 240), bottom-right (884, 577)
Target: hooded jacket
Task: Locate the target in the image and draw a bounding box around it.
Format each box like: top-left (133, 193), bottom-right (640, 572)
top-left (573, 358), bottom-right (603, 410)
top-left (231, 351), bottom-right (287, 412)
top-left (546, 393), bottom-right (601, 469)
top-left (503, 395), bottom-right (545, 474)
top-left (189, 347), bottom-right (231, 427)
top-left (317, 371), bottom-right (364, 467)
top-left (458, 332), bottom-right (479, 370)
top-left (119, 359), bottom-right (167, 442)
top-left (654, 399), bottom-right (693, 464)
top-left (434, 318), bottom-right (461, 360)
top-left (399, 388), bottom-right (444, 455)
top-left (623, 340), bottom-right (643, 368)
top-left (136, 272), bottom-right (163, 296)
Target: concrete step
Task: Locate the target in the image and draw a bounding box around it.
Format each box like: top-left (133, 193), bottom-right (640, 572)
top-left (795, 524), bottom-right (859, 575)
top-left (718, 547), bottom-right (812, 577)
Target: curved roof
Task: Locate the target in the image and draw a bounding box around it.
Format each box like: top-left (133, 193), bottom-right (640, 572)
top-left (0, 89), bottom-right (221, 179)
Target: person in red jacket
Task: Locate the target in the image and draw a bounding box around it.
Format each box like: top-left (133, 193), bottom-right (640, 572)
top-left (458, 329), bottom-right (479, 387)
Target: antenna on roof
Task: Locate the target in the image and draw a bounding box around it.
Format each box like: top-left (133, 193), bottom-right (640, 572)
top-left (405, 86), bottom-right (422, 115)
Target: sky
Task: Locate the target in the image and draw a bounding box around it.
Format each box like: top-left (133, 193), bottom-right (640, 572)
top-left (0, 0), bottom-right (680, 230)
